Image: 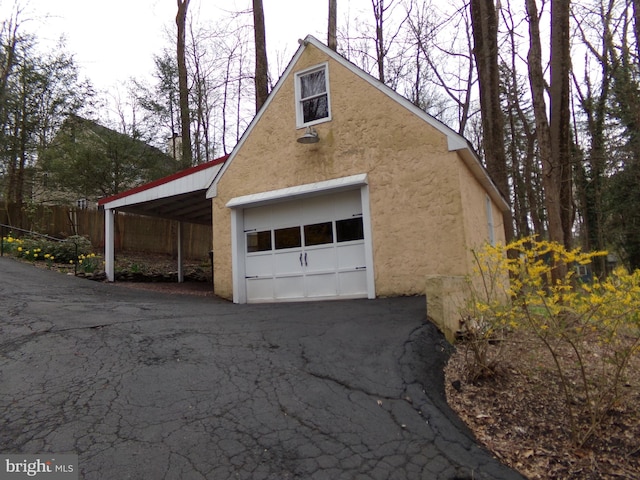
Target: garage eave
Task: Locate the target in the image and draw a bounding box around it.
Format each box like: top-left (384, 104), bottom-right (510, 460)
top-left (226, 173), bottom-right (369, 209)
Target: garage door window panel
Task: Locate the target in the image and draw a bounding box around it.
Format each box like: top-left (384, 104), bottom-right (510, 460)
top-left (304, 222), bottom-right (333, 246)
top-left (275, 227), bottom-right (302, 250)
top-left (247, 230), bottom-right (272, 253)
top-left (336, 217), bottom-right (364, 242)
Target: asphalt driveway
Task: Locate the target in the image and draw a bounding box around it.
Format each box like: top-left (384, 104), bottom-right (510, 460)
top-left (0, 257), bottom-right (523, 479)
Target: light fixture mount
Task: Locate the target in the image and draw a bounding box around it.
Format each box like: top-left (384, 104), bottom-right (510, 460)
top-left (297, 126), bottom-right (319, 144)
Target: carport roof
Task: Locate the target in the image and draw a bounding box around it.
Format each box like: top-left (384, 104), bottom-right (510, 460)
top-left (98, 155), bottom-right (228, 225)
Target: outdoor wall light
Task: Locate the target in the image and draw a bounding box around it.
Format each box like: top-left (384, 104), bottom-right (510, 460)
top-left (297, 126), bottom-right (319, 144)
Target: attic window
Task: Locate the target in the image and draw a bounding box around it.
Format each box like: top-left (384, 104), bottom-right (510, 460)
top-left (295, 64), bottom-right (331, 127)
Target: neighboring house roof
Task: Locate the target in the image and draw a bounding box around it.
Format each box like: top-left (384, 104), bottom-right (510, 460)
top-left (39, 114), bottom-right (181, 206)
top-left (98, 155), bottom-right (228, 225)
top-left (55, 114), bottom-right (176, 167)
top-left (205, 35), bottom-right (510, 213)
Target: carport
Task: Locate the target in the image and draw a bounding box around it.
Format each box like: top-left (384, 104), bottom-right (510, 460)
top-left (98, 155), bottom-right (228, 283)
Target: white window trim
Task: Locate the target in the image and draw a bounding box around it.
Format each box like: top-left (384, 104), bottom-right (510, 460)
top-left (295, 62), bottom-right (332, 128)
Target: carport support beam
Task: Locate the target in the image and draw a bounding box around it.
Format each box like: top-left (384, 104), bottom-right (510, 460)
top-left (105, 209), bottom-right (115, 282)
top-left (177, 221), bottom-right (184, 283)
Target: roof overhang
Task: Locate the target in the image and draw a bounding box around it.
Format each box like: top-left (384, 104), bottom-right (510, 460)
top-left (98, 156), bottom-right (227, 225)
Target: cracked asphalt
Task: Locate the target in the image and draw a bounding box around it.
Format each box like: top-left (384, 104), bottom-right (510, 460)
top-left (0, 257), bottom-right (524, 479)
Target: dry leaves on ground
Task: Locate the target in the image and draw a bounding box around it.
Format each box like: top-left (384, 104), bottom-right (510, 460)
top-left (444, 332), bottom-right (640, 479)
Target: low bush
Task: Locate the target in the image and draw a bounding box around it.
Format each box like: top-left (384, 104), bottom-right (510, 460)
top-left (459, 237), bottom-right (640, 447)
top-left (50, 235), bottom-right (93, 264)
top-left (2, 233), bottom-right (99, 273)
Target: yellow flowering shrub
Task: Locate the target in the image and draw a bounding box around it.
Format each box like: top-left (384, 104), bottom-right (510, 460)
top-left (461, 237), bottom-right (640, 447)
top-left (1, 234), bottom-right (23, 254)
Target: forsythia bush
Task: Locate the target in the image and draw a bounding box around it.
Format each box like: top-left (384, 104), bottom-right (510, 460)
top-left (461, 237), bottom-right (640, 447)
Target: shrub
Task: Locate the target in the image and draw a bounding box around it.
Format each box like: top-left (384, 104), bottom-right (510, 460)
top-left (460, 238), bottom-right (640, 447)
top-left (50, 235), bottom-right (93, 264)
top-left (2, 233), bottom-right (97, 272)
top-left (16, 237), bottom-right (54, 262)
top-left (458, 243), bottom-right (514, 382)
top-left (1, 233), bottom-right (23, 255)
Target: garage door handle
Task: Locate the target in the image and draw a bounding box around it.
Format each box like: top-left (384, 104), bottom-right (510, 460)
top-left (304, 253), bottom-right (308, 266)
top-left (299, 253), bottom-right (303, 266)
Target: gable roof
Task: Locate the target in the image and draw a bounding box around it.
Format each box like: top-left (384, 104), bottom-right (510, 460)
top-left (98, 155), bottom-right (228, 224)
top-left (205, 35), bottom-right (509, 213)
top-left (56, 114), bottom-right (175, 166)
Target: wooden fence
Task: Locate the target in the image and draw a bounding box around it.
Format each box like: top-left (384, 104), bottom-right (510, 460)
top-left (0, 203), bottom-right (212, 260)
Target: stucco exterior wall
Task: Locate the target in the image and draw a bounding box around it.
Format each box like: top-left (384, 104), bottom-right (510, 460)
top-left (458, 158), bottom-right (507, 256)
top-left (212, 44), bottom-right (496, 300)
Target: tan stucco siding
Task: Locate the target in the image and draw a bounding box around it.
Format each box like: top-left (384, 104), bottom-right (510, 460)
top-left (212, 200), bottom-right (233, 300)
top-left (366, 150), bottom-right (469, 296)
top-left (457, 157), bottom-right (507, 272)
top-left (213, 44), bottom-right (474, 299)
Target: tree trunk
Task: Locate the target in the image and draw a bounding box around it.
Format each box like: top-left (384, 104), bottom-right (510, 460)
top-left (633, 0), bottom-right (640, 60)
top-left (253, 0), bottom-right (269, 112)
top-left (549, 0), bottom-right (573, 249)
top-left (176, 0), bottom-right (193, 168)
top-left (470, 0), bottom-right (514, 243)
top-left (526, 0), bottom-right (565, 248)
top-left (328, 0), bottom-right (338, 51)
top-left (372, 0), bottom-right (385, 83)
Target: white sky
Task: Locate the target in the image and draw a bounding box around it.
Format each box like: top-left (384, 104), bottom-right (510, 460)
top-left (6, 0), bottom-right (370, 93)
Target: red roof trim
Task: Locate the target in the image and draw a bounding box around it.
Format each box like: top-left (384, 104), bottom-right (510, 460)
top-left (98, 155), bottom-right (228, 206)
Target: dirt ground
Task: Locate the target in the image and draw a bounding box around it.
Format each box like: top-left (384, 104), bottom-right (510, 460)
top-left (108, 251), bottom-right (216, 296)
top-left (444, 332), bottom-right (640, 479)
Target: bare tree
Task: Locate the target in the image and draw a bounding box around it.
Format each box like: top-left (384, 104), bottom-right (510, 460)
top-left (549, 0), bottom-right (573, 247)
top-left (571, 0), bottom-right (616, 275)
top-left (526, 0), bottom-right (567, 249)
top-left (469, 0), bottom-right (513, 242)
top-left (328, 0), bottom-right (338, 51)
top-left (253, 0), bottom-right (269, 112)
top-left (187, 21), bottom-right (215, 164)
top-left (501, 1), bottom-right (543, 238)
top-left (176, 0), bottom-right (193, 167)
top-left (371, 0), bottom-right (391, 83)
top-left (339, 0), bottom-right (409, 86)
top-left (634, 0), bottom-right (640, 60)
top-left (406, 0), bottom-right (475, 135)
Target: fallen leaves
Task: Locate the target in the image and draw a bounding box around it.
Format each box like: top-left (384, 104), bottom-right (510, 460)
top-left (444, 331), bottom-right (640, 479)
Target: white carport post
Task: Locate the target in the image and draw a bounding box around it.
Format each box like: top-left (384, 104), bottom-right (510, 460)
top-left (105, 208), bottom-right (115, 282)
top-left (177, 221), bottom-right (184, 283)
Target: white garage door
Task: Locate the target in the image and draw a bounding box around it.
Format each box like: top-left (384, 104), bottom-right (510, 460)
top-left (243, 189), bottom-right (368, 302)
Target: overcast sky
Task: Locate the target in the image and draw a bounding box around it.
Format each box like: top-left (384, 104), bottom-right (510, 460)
top-left (4, 0), bottom-right (370, 92)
